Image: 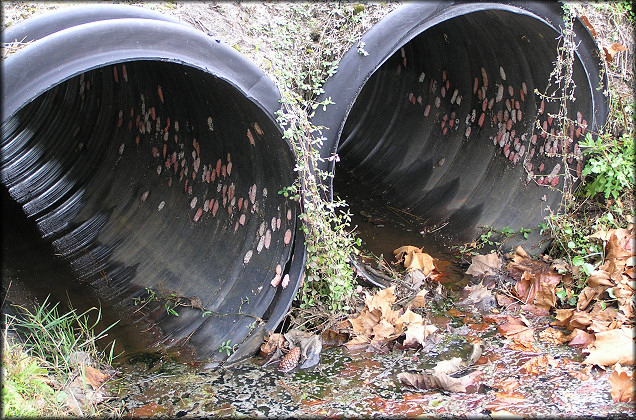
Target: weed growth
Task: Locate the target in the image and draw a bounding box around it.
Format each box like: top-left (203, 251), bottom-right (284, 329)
top-left (2, 296), bottom-right (120, 416)
top-left (452, 225), bottom-right (534, 256)
top-left (258, 3), bottom-right (395, 325)
top-left (1, 336), bottom-right (62, 417)
top-left (539, 3), bottom-right (634, 283)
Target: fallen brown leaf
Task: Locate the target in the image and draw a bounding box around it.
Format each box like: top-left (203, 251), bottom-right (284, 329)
top-left (457, 280), bottom-right (495, 311)
top-left (393, 245), bottom-right (436, 274)
top-left (614, 279), bottom-right (635, 319)
top-left (514, 271), bottom-right (536, 304)
top-left (403, 322), bottom-right (437, 348)
top-left (484, 392), bottom-right (527, 415)
top-left (551, 308), bottom-right (575, 328)
top-left (261, 332), bottom-right (286, 356)
top-left (609, 363), bottom-right (635, 403)
top-left (601, 227), bottom-right (635, 276)
top-left (491, 377), bottom-right (520, 392)
top-left (466, 253), bottom-right (501, 277)
top-left (521, 354), bottom-right (558, 375)
top-left (567, 364), bottom-right (593, 382)
top-left (568, 311), bottom-right (594, 330)
top-left (84, 365), bottom-right (109, 389)
top-left (321, 329), bottom-right (349, 348)
top-left (498, 319), bottom-right (535, 342)
top-left (507, 340), bottom-right (540, 353)
top-left (410, 288), bottom-right (428, 308)
top-left (567, 328), bottom-right (595, 348)
top-left (344, 335), bottom-right (370, 351)
top-left (365, 286), bottom-right (397, 318)
top-left (603, 42), bottom-right (627, 62)
top-left (587, 269), bottom-right (614, 288)
top-left (579, 15), bottom-right (597, 37)
top-left (538, 327), bottom-right (568, 345)
top-left (349, 308), bottom-right (381, 336)
top-left (398, 369), bottom-right (481, 393)
top-left (372, 319), bottom-right (396, 341)
top-left (577, 286), bottom-right (606, 311)
top-left (432, 357), bottom-right (463, 375)
top-left (583, 327), bottom-right (636, 366)
top-left (534, 272), bottom-right (561, 310)
top-left (393, 245), bottom-right (421, 264)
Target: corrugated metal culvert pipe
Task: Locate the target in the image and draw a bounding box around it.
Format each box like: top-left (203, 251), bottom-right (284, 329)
top-left (313, 1), bottom-right (608, 254)
top-left (1, 5), bottom-right (305, 362)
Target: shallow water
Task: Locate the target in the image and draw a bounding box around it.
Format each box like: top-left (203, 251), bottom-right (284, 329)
top-left (1, 188), bottom-right (158, 356)
top-left (3, 185), bottom-right (634, 418)
top-left (109, 314), bottom-right (632, 418)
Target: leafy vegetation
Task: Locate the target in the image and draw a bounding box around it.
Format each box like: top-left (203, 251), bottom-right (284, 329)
top-left (1, 297), bottom-right (120, 417)
top-left (536, 2), bottom-right (634, 289)
top-left (452, 225), bottom-right (534, 256)
top-left (258, 3), bottom-right (395, 324)
top-left (580, 132), bottom-right (634, 200)
top-left (1, 337), bottom-right (61, 417)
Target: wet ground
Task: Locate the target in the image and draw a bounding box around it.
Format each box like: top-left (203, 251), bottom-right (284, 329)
top-left (108, 314), bottom-right (630, 418)
top-left (3, 184), bottom-right (634, 418)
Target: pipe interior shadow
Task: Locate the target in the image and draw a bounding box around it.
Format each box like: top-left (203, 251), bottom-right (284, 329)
top-left (2, 59), bottom-right (298, 359)
top-left (333, 8), bottom-right (597, 252)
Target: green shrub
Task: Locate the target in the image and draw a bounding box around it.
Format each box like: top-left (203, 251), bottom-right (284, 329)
top-left (580, 132), bottom-right (635, 200)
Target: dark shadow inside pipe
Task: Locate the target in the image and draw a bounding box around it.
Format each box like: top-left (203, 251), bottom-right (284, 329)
top-left (332, 8), bottom-right (597, 253)
top-left (2, 59), bottom-right (299, 359)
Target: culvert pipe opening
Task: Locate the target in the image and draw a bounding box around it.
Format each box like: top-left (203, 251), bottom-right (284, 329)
top-left (313, 2), bottom-right (608, 255)
top-left (1, 8), bottom-right (304, 362)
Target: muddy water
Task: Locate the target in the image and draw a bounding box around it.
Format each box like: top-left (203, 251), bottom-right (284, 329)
top-left (3, 184), bottom-right (634, 418)
top-left (333, 166), bottom-right (456, 263)
top-left (109, 314), bottom-right (631, 418)
top-left (1, 188), bottom-right (158, 357)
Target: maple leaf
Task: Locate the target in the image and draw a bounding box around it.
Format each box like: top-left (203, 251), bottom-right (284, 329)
top-left (349, 307), bottom-right (381, 335)
top-left (577, 285), bottom-right (606, 311)
top-left (320, 329), bottom-right (349, 348)
top-left (583, 327), bottom-right (636, 366)
top-left (514, 271), bottom-right (537, 304)
top-left (344, 335), bottom-right (370, 351)
top-left (432, 357), bottom-right (463, 375)
top-left (600, 227), bottom-right (635, 277)
top-left (403, 322), bottom-right (437, 348)
top-left (586, 269), bottom-right (614, 288)
top-left (396, 308), bottom-right (423, 329)
top-left (466, 253), bottom-right (501, 277)
top-left (365, 286), bottom-right (397, 318)
top-left (393, 246), bottom-right (436, 274)
top-left (614, 279), bottom-right (635, 319)
top-left (533, 272), bottom-right (561, 310)
top-left (497, 318), bottom-right (535, 342)
top-left (457, 280), bottom-right (496, 313)
top-left (550, 308), bottom-right (575, 328)
top-left (372, 319), bottom-right (396, 341)
top-left (609, 363), bottom-right (635, 403)
top-left (568, 311), bottom-right (594, 331)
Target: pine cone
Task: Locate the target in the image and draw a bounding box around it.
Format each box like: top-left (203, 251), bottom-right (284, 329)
top-left (278, 346), bottom-right (301, 373)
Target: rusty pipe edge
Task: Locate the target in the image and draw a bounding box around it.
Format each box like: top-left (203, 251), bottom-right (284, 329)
top-left (1, 5), bottom-right (305, 362)
top-left (312, 1), bottom-right (609, 255)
